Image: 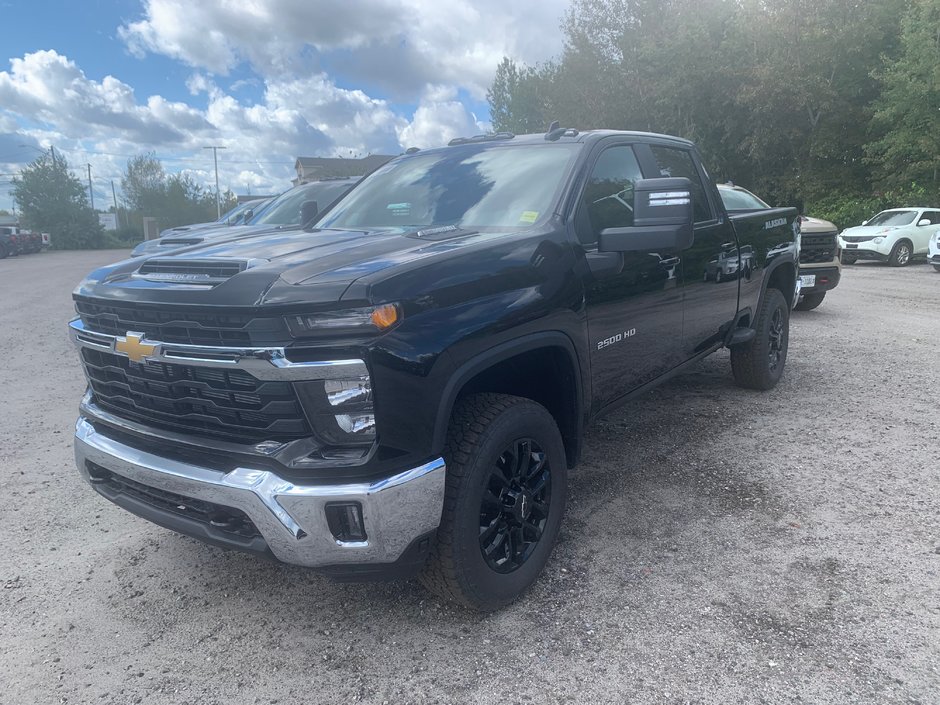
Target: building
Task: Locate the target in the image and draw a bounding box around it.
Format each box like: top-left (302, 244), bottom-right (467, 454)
top-left (0, 214), bottom-right (17, 227)
top-left (292, 155), bottom-right (394, 186)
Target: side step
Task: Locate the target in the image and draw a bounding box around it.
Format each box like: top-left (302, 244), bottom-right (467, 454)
top-left (727, 327), bottom-right (756, 347)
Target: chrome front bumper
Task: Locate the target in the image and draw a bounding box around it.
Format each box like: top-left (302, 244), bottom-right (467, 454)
top-left (74, 417), bottom-right (446, 568)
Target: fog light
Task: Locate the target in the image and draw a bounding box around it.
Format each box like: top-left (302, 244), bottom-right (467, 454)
top-left (326, 502), bottom-right (367, 542)
top-left (335, 413), bottom-right (376, 435)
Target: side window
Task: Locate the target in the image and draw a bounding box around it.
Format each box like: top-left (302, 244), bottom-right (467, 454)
top-left (925, 211), bottom-right (940, 225)
top-left (579, 145), bottom-right (644, 244)
top-left (648, 145), bottom-right (713, 223)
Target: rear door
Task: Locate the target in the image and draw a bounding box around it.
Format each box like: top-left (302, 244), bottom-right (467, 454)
top-left (574, 140), bottom-right (685, 411)
top-left (637, 143), bottom-right (740, 357)
top-left (914, 210), bottom-right (940, 254)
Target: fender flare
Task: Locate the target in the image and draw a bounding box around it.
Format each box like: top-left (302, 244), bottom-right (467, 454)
top-left (431, 331), bottom-right (586, 459)
top-left (757, 255), bottom-right (798, 315)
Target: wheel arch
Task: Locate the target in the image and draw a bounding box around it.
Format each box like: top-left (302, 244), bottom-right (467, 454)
top-left (434, 333), bottom-right (586, 469)
top-left (759, 258), bottom-right (797, 314)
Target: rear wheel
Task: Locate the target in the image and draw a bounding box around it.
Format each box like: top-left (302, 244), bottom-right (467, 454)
top-left (888, 240), bottom-right (912, 267)
top-left (794, 291), bottom-right (826, 311)
top-left (419, 393), bottom-right (567, 611)
top-left (731, 288), bottom-right (789, 390)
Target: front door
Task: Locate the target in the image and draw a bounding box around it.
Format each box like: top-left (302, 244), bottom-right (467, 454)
top-left (576, 143), bottom-right (685, 412)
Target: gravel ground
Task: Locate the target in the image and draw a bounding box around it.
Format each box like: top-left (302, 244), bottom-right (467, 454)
top-left (1, 250), bottom-right (938, 705)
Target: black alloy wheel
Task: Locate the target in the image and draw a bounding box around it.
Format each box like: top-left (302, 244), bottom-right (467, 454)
top-left (420, 393), bottom-right (567, 611)
top-left (731, 287), bottom-right (789, 390)
top-left (479, 438), bottom-right (552, 573)
top-left (767, 307), bottom-right (785, 372)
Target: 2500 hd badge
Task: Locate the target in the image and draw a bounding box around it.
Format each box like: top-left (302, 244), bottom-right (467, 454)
top-left (597, 328), bottom-right (637, 350)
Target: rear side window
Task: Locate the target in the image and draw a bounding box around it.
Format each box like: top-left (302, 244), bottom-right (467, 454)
top-left (923, 211), bottom-right (940, 224)
top-left (648, 146), bottom-right (713, 223)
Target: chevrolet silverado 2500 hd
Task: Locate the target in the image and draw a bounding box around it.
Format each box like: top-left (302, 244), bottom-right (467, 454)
top-left (70, 129), bottom-right (799, 610)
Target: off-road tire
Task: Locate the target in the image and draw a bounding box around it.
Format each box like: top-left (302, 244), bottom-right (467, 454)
top-left (731, 287), bottom-right (789, 390)
top-left (888, 240), bottom-right (912, 267)
top-left (794, 291), bottom-right (826, 311)
top-left (419, 393), bottom-right (567, 611)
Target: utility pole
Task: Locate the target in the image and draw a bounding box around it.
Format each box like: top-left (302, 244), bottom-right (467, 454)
top-left (111, 180), bottom-right (120, 229)
top-left (49, 145), bottom-right (57, 168)
top-left (86, 163), bottom-right (94, 210)
top-left (203, 145), bottom-right (226, 219)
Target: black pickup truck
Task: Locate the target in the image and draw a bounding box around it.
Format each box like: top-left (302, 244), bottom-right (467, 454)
top-left (70, 129), bottom-right (799, 610)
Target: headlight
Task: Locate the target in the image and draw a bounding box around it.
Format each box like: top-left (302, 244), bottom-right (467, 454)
top-left (287, 303), bottom-right (401, 338)
top-left (873, 237), bottom-right (885, 244)
top-left (295, 374), bottom-right (376, 454)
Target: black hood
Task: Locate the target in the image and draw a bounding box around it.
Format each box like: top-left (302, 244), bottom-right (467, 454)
top-left (75, 226), bottom-right (501, 309)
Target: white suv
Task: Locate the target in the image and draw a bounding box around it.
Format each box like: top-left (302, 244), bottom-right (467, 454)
top-left (929, 229), bottom-right (940, 272)
top-left (839, 208), bottom-right (940, 267)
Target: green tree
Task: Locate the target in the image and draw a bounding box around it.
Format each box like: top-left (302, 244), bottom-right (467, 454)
top-left (488, 0), bottom-right (908, 209)
top-left (11, 152), bottom-right (103, 249)
top-left (121, 153), bottom-right (235, 232)
top-left (122, 152), bottom-right (167, 215)
top-left (488, 58), bottom-right (552, 133)
top-left (865, 0), bottom-right (940, 198)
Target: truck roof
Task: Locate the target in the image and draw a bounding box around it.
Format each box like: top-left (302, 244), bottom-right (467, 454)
top-left (433, 128), bottom-right (695, 152)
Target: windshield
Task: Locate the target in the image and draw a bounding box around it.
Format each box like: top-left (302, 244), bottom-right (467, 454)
top-left (866, 210), bottom-right (917, 226)
top-left (318, 144), bottom-right (580, 231)
top-left (719, 186), bottom-right (769, 211)
top-left (249, 181), bottom-right (355, 227)
top-left (218, 199), bottom-right (262, 225)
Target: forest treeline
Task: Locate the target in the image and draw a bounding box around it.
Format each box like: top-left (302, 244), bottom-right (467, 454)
top-left (487, 0), bottom-right (940, 228)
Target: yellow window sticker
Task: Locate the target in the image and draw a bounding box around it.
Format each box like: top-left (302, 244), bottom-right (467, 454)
top-left (519, 211), bottom-right (539, 224)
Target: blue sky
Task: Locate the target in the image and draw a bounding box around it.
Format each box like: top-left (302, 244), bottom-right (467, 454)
top-left (0, 0), bottom-right (568, 211)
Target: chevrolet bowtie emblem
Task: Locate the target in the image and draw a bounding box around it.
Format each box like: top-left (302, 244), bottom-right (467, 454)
top-left (114, 332), bottom-right (159, 363)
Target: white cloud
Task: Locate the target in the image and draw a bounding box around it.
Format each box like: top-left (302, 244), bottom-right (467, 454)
top-left (1, 1), bottom-right (570, 209)
top-left (119, 0), bottom-right (568, 98)
top-left (398, 100), bottom-right (483, 149)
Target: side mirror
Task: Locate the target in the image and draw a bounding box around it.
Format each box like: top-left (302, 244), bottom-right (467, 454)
top-left (862, 220), bottom-right (868, 226)
top-left (917, 218), bottom-right (931, 226)
top-left (300, 199), bottom-right (319, 226)
top-left (599, 177), bottom-right (694, 253)
top-left (241, 208), bottom-right (254, 223)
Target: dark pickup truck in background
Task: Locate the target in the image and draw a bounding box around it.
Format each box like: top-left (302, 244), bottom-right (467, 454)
top-left (69, 128), bottom-right (799, 610)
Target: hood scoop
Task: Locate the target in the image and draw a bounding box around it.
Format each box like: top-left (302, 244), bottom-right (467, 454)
top-left (136, 258), bottom-right (252, 284)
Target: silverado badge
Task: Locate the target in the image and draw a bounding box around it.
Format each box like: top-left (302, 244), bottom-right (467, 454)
top-left (114, 332), bottom-right (159, 363)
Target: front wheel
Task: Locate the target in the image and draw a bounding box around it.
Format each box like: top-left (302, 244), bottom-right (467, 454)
top-left (419, 393), bottom-right (567, 611)
top-left (731, 287), bottom-right (789, 390)
top-left (794, 291), bottom-right (826, 311)
top-left (888, 240), bottom-right (912, 267)
top-left (932, 264), bottom-right (940, 273)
